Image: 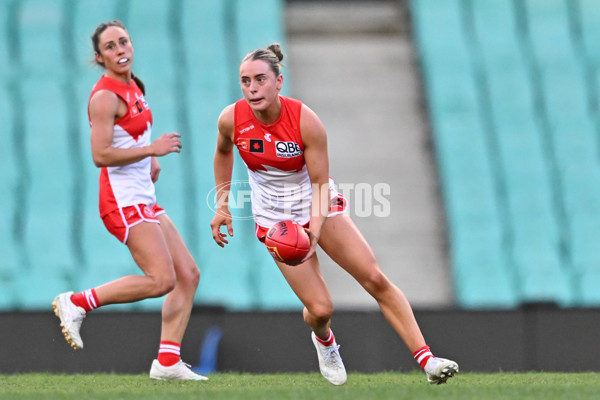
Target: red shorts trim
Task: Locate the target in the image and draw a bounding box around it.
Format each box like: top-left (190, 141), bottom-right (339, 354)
top-left (329, 193), bottom-right (347, 216)
top-left (102, 203), bottom-right (165, 244)
top-left (254, 194), bottom-right (347, 242)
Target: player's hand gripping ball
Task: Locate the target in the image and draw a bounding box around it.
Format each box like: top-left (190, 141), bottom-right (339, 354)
top-left (265, 220), bottom-right (310, 265)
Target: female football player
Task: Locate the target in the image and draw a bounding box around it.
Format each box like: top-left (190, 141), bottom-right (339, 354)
top-left (52, 20), bottom-right (206, 381)
top-left (210, 43), bottom-right (459, 385)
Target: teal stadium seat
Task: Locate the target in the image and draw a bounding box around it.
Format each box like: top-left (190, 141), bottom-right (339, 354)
top-left (554, 120), bottom-right (600, 305)
top-left (15, 79), bottom-right (77, 309)
top-left (512, 237), bottom-right (573, 304)
top-left (16, 0), bottom-right (81, 309)
top-left (450, 220), bottom-right (517, 308)
top-left (572, 0), bottom-right (600, 136)
top-left (411, 0), bottom-right (517, 308)
top-left (525, 0), bottom-right (600, 305)
top-left (18, 0), bottom-right (65, 79)
top-left (234, 0), bottom-right (286, 60)
top-left (17, 0), bottom-right (76, 269)
top-left (0, 279), bottom-right (19, 310)
top-left (577, 0), bottom-right (600, 65)
top-left (472, 0), bottom-right (576, 305)
top-left (0, 85), bottom-right (20, 305)
top-left (0, 2), bottom-right (11, 80)
top-left (1, 3), bottom-right (23, 308)
top-left (570, 212), bottom-right (600, 305)
top-left (410, 0), bottom-right (600, 307)
top-left (526, 0), bottom-right (589, 136)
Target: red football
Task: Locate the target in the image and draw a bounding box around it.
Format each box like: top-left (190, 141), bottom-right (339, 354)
top-left (264, 220), bottom-right (310, 265)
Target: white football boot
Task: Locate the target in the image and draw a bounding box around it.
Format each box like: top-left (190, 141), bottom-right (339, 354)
top-left (424, 357), bottom-right (459, 384)
top-left (149, 360), bottom-right (209, 381)
top-left (52, 291), bottom-right (86, 350)
top-left (311, 332), bottom-right (347, 385)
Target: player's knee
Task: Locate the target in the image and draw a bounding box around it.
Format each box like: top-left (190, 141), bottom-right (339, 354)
top-left (151, 271), bottom-right (177, 297)
top-left (190, 265), bottom-right (200, 288)
top-left (305, 302), bottom-right (333, 324)
top-left (362, 268), bottom-right (391, 298)
top-left (157, 279), bottom-right (176, 297)
top-left (180, 263), bottom-right (200, 290)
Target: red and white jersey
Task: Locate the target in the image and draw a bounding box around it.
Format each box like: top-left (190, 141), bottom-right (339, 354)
top-left (234, 96), bottom-right (312, 227)
top-left (89, 75), bottom-right (154, 217)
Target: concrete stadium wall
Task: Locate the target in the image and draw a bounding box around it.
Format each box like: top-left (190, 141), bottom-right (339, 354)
top-left (2, 306), bottom-right (599, 374)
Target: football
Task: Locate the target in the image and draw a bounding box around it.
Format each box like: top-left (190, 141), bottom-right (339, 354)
top-left (265, 220), bottom-right (311, 265)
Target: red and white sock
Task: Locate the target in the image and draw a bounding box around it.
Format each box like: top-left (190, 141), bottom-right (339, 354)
top-left (413, 345), bottom-right (434, 370)
top-left (314, 329), bottom-right (336, 347)
top-left (70, 289), bottom-right (100, 312)
top-left (157, 341), bottom-right (181, 367)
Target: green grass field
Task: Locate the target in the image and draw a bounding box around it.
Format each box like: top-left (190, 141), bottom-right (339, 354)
top-left (1, 372), bottom-right (599, 400)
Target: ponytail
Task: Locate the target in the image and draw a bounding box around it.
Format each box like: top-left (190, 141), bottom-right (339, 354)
top-left (131, 73), bottom-right (145, 95)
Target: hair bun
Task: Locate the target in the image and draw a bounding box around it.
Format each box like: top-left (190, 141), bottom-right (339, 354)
top-left (267, 43), bottom-right (284, 62)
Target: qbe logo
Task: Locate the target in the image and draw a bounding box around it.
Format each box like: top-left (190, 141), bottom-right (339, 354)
top-left (276, 141), bottom-right (303, 158)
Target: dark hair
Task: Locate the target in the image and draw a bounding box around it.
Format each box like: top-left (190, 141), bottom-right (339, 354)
top-left (91, 20), bottom-right (145, 94)
top-left (242, 43), bottom-right (285, 77)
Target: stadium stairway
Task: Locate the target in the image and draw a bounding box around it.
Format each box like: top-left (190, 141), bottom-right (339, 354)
top-left (411, 0), bottom-right (600, 307)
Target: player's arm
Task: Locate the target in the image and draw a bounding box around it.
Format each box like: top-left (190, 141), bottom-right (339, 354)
top-left (150, 156), bottom-right (161, 182)
top-left (300, 104), bottom-right (330, 255)
top-left (89, 90), bottom-right (182, 168)
top-left (210, 104), bottom-right (236, 247)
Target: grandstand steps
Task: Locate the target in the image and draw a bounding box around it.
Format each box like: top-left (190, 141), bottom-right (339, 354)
top-left (286, 0), bottom-right (453, 308)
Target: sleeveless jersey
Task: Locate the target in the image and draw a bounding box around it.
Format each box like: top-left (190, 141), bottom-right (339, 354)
top-left (234, 96), bottom-right (312, 227)
top-left (89, 75), bottom-right (154, 217)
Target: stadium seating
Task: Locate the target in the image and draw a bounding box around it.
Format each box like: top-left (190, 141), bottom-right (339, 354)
top-left (0, 0), bottom-right (296, 311)
top-left (411, 0), bottom-right (518, 308)
top-left (578, 0), bottom-right (600, 67)
top-left (1, 6), bottom-right (23, 309)
top-left (0, 86), bottom-right (20, 284)
top-left (6, 0), bottom-right (600, 310)
top-left (485, 0), bottom-right (572, 305)
top-left (18, 0), bottom-right (65, 79)
top-left (15, 79), bottom-right (80, 309)
top-left (0, 3), bottom-right (10, 81)
top-left (412, 0), bottom-right (600, 307)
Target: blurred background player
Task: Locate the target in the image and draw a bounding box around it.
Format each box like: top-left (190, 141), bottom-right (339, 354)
top-left (210, 43), bottom-right (459, 385)
top-left (52, 20), bottom-right (206, 381)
